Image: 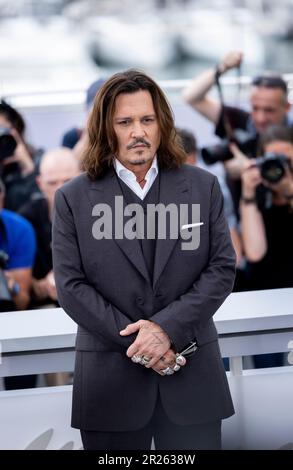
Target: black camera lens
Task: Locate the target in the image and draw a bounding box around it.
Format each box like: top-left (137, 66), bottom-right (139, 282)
top-left (256, 153), bottom-right (289, 184)
top-left (0, 127), bottom-right (17, 162)
top-left (201, 141), bottom-right (233, 165)
top-left (260, 159), bottom-right (286, 184)
top-left (201, 129), bottom-right (257, 166)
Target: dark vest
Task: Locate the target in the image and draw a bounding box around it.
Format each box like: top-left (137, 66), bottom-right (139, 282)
top-left (117, 173), bottom-right (160, 283)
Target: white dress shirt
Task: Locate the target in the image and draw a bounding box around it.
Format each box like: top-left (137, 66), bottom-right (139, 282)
top-left (113, 156), bottom-right (158, 200)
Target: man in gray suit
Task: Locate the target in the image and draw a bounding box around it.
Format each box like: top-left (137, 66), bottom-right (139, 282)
top-left (52, 70), bottom-right (236, 450)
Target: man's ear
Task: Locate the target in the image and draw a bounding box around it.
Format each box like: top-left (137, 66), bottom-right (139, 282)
top-left (36, 175), bottom-right (43, 193)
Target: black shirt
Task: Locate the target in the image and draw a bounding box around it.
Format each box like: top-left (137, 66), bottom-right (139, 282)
top-left (246, 204), bottom-right (293, 290)
top-left (215, 105), bottom-right (254, 143)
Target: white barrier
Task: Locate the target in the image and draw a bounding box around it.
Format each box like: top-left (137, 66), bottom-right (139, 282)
top-left (0, 288), bottom-right (293, 449)
top-left (0, 386), bottom-right (81, 450)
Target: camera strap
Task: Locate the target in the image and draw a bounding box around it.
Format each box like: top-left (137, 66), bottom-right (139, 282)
top-left (215, 64), bottom-right (243, 141)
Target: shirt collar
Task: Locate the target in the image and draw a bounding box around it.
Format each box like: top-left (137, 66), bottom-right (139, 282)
top-left (113, 156), bottom-right (158, 180)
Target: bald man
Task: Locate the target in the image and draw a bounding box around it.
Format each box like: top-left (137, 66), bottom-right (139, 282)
top-left (19, 147), bottom-right (80, 306)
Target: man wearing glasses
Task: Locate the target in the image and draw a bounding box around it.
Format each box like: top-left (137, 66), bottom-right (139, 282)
top-left (183, 50), bottom-right (291, 158)
top-left (183, 51), bottom-right (292, 213)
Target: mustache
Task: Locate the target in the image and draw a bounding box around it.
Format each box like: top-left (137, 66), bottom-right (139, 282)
top-left (127, 138), bottom-right (151, 150)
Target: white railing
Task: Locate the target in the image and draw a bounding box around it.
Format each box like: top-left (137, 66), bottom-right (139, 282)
top-left (0, 288), bottom-right (293, 449)
top-left (6, 73), bottom-right (293, 109)
top-left (1, 288), bottom-right (293, 377)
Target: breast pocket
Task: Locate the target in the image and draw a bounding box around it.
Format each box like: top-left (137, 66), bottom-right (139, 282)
top-left (179, 223), bottom-right (207, 256)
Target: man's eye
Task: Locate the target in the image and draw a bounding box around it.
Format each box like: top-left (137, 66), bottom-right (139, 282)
top-left (143, 118), bottom-right (154, 123)
top-left (118, 121), bottom-right (129, 126)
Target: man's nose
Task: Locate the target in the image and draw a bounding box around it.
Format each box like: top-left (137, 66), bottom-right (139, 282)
top-left (131, 121), bottom-right (145, 138)
top-left (254, 111), bottom-right (268, 126)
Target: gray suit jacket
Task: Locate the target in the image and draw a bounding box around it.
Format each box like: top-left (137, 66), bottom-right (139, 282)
top-left (52, 164), bottom-right (236, 431)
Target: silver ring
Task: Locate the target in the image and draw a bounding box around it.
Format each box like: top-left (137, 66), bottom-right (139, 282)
top-left (173, 364), bottom-right (181, 372)
top-left (161, 367), bottom-right (174, 375)
top-left (141, 355), bottom-right (151, 366)
top-left (175, 354), bottom-right (185, 366)
top-left (131, 355), bottom-right (142, 364)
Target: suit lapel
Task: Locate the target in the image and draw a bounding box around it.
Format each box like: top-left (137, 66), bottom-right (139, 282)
top-left (87, 166), bottom-right (190, 289)
top-left (88, 168), bottom-right (151, 284)
top-left (153, 168), bottom-right (189, 290)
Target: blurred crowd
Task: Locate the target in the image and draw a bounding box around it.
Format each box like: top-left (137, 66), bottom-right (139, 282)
top-left (0, 50), bottom-right (292, 385)
top-left (183, 51), bottom-right (293, 294)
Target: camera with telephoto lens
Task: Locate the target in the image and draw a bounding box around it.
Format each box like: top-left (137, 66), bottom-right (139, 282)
top-left (201, 129), bottom-right (257, 166)
top-left (0, 250), bottom-right (15, 312)
top-left (0, 127), bottom-right (17, 163)
top-left (255, 152), bottom-right (291, 184)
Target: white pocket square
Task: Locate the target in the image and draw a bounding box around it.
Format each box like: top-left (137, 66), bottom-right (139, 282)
top-left (181, 222), bottom-right (204, 230)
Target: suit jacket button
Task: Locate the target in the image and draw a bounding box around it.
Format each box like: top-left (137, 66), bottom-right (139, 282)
top-left (137, 297), bottom-right (144, 305)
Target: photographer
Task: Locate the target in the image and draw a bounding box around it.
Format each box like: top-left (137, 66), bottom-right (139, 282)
top-left (183, 50), bottom-right (291, 158)
top-left (239, 125), bottom-right (293, 368)
top-left (182, 51), bottom-right (292, 212)
top-left (0, 99), bottom-right (41, 211)
top-left (240, 125), bottom-right (293, 291)
top-left (0, 178), bottom-right (36, 310)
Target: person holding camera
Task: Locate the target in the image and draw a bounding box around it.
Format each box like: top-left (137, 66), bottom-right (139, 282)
top-left (0, 177), bottom-right (38, 389)
top-left (240, 125), bottom-right (293, 291)
top-left (183, 50), bottom-right (291, 160)
top-left (182, 51), bottom-right (292, 214)
top-left (0, 99), bottom-right (42, 211)
top-left (0, 178), bottom-right (36, 311)
top-left (239, 125), bottom-right (293, 368)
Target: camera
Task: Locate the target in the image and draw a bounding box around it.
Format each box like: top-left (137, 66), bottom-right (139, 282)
top-left (0, 127), bottom-right (17, 163)
top-left (256, 152), bottom-right (291, 184)
top-left (201, 129), bottom-right (257, 165)
top-left (0, 250), bottom-right (15, 312)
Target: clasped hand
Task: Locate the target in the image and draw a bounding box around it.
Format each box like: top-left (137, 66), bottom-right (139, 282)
top-left (120, 320), bottom-right (186, 376)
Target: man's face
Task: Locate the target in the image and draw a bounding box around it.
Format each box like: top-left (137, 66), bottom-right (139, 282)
top-left (38, 165), bottom-right (79, 206)
top-left (250, 86), bottom-right (290, 134)
top-left (113, 90), bottom-right (160, 172)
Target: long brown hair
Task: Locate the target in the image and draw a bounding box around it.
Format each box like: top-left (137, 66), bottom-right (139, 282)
top-left (83, 69), bottom-right (186, 179)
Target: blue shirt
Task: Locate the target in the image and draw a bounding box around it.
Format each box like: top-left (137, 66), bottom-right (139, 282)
top-left (0, 209), bottom-right (36, 270)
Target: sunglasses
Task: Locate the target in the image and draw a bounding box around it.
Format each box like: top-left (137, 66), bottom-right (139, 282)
top-left (252, 75), bottom-right (287, 93)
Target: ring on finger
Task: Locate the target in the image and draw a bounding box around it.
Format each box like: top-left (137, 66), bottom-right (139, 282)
top-left (131, 355), bottom-right (142, 364)
top-left (141, 355), bottom-right (151, 366)
top-left (175, 354), bottom-right (185, 366)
